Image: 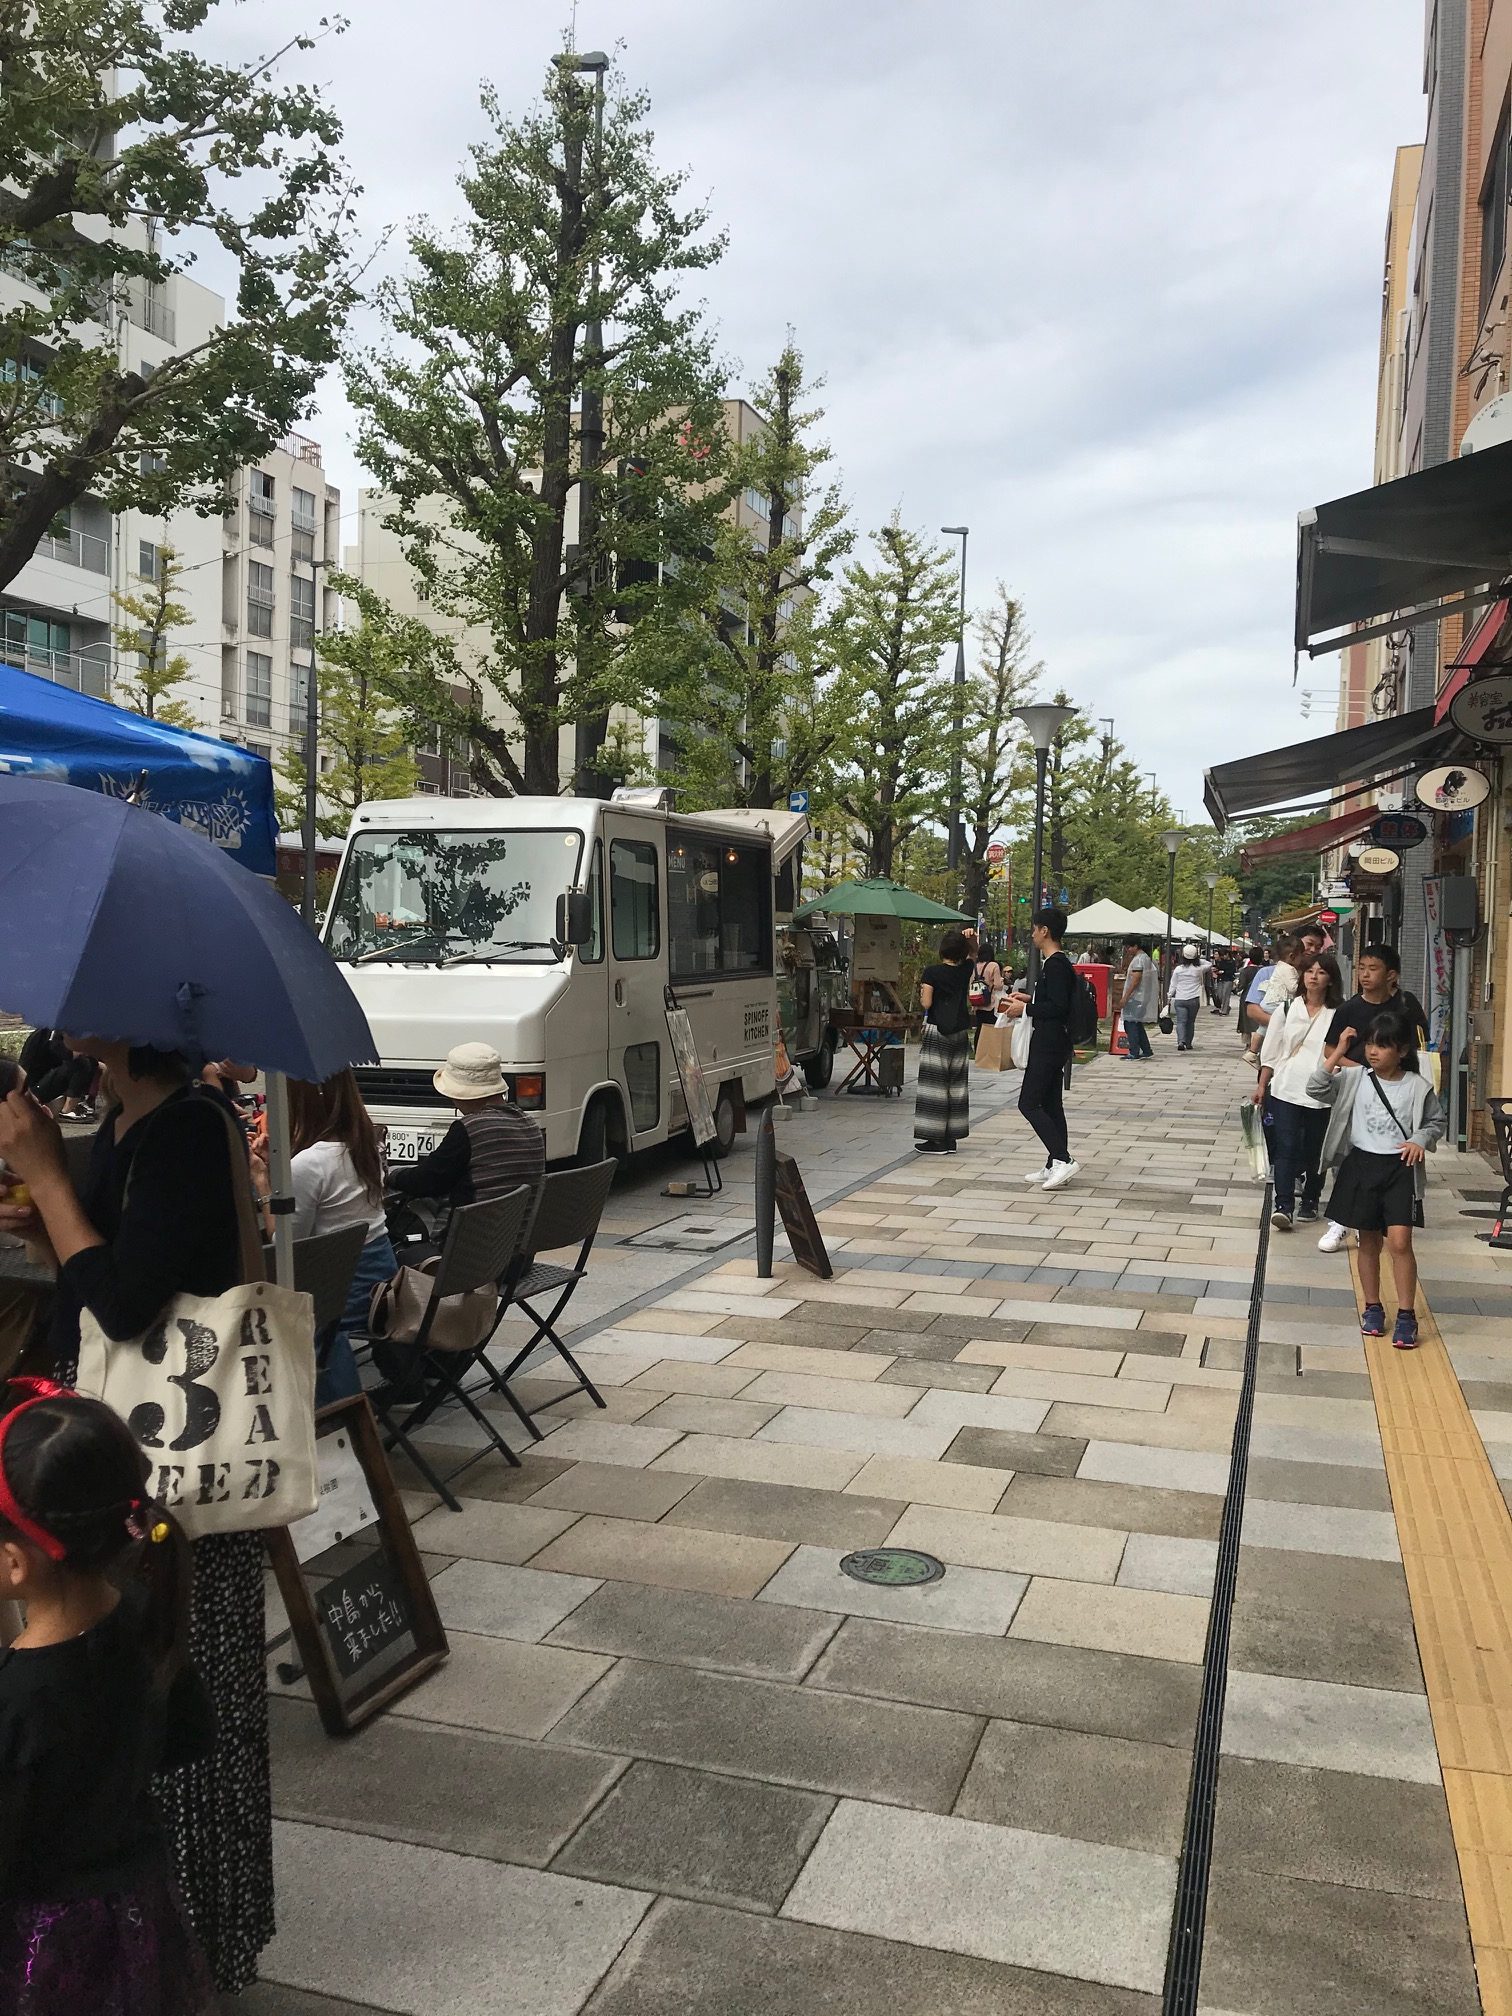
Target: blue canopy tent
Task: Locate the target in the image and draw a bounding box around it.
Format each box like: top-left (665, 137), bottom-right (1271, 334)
top-left (0, 660), bottom-right (278, 876)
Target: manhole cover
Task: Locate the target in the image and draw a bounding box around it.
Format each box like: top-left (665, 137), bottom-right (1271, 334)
top-left (625, 1214), bottom-right (747, 1253)
top-left (839, 1548), bottom-right (945, 1588)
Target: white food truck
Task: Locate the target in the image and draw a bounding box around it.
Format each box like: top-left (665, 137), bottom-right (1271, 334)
top-left (324, 791), bottom-right (807, 1165)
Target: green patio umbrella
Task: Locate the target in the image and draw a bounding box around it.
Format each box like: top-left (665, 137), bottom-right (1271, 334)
top-left (793, 877), bottom-right (971, 924)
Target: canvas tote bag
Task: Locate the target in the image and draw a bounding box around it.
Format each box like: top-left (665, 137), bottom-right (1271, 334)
top-left (76, 1100), bottom-right (319, 1539)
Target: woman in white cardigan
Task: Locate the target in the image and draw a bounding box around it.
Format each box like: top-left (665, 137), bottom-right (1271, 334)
top-left (1253, 952), bottom-right (1344, 1231)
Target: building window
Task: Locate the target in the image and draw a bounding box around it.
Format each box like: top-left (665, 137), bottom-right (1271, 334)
top-left (289, 572), bottom-right (316, 651)
top-left (1483, 107), bottom-right (1510, 321)
top-left (292, 486), bottom-right (317, 529)
top-left (250, 470), bottom-right (275, 514)
top-left (138, 540), bottom-right (159, 581)
top-left (245, 651), bottom-right (272, 728)
top-left (247, 561), bottom-right (274, 639)
top-left (291, 525), bottom-right (315, 565)
top-left (247, 740), bottom-right (272, 762)
top-left (248, 504), bottom-right (274, 549)
top-left (139, 448), bottom-right (167, 475)
top-left (415, 720), bottom-right (440, 757)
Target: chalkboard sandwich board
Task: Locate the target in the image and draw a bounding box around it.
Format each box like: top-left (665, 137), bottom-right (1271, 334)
top-left (265, 1393), bottom-right (449, 1737)
top-left (775, 1150), bottom-right (833, 1280)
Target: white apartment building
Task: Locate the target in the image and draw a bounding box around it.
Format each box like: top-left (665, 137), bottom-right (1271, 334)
top-left (1, 237), bottom-right (339, 761)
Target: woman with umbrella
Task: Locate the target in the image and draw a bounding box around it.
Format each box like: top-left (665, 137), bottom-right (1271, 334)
top-left (0, 773), bottom-right (379, 1996)
top-left (0, 1044), bottom-right (272, 1992)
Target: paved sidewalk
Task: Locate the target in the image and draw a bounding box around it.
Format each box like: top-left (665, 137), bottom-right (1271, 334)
top-left (250, 1025), bottom-right (1509, 2016)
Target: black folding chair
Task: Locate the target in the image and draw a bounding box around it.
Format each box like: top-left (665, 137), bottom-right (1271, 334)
top-left (267, 1224), bottom-right (369, 1397)
top-left (1490, 1098), bottom-right (1512, 1225)
top-left (483, 1160), bottom-right (617, 1430)
top-left (360, 1187), bottom-right (533, 1511)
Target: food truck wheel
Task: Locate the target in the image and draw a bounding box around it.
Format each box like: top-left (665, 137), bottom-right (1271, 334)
top-left (710, 1084), bottom-right (739, 1158)
top-left (802, 1037), bottom-right (835, 1091)
top-left (576, 1092), bottom-right (627, 1169)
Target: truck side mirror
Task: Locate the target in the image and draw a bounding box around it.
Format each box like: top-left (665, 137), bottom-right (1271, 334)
top-left (556, 889), bottom-right (593, 947)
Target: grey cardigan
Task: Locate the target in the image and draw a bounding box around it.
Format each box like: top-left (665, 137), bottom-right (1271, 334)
top-left (1304, 1063), bottom-right (1446, 1201)
top-left (1121, 951), bottom-right (1157, 1022)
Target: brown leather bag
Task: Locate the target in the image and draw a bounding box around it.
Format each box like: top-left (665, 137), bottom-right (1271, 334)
top-left (367, 1259), bottom-right (499, 1354)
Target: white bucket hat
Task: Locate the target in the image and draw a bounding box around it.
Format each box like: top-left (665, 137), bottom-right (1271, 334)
top-left (433, 1042), bottom-right (509, 1103)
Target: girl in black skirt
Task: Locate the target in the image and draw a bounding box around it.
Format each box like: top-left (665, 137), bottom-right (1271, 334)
top-left (1308, 1012), bottom-right (1445, 1350)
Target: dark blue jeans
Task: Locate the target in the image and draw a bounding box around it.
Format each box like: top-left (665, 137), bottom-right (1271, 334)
top-left (1173, 998), bottom-right (1199, 1048)
top-left (1268, 1098), bottom-right (1328, 1217)
top-left (316, 1230), bottom-right (398, 1409)
top-left (1123, 1017), bottom-right (1153, 1058)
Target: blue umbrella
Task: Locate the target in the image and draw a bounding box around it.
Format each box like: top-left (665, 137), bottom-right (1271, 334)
top-left (0, 774), bottom-right (374, 1080)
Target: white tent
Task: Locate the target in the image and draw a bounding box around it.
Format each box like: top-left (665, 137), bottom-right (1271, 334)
top-left (1064, 896), bottom-right (1141, 936)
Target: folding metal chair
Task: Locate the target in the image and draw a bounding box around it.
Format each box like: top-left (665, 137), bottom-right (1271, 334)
top-left (361, 1187), bottom-right (533, 1511)
top-left (484, 1159), bottom-right (618, 1429)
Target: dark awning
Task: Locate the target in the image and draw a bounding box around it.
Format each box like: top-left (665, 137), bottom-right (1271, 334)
top-left (1204, 707), bottom-right (1456, 830)
top-left (1295, 438), bottom-right (1512, 656)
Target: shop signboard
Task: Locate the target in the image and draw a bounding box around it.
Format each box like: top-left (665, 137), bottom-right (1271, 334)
top-left (1450, 676), bottom-right (1512, 745)
top-left (1369, 813), bottom-right (1429, 849)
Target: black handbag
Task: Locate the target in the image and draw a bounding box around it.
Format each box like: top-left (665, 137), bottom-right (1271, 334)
top-left (1366, 1071), bottom-right (1426, 1228)
top-left (1157, 1001), bottom-right (1173, 1036)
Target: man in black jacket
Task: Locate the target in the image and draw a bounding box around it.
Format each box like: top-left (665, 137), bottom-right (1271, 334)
top-left (1005, 906), bottom-right (1080, 1191)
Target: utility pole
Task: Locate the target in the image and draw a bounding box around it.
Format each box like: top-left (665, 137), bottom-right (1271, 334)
top-left (301, 555), bottom-right (329, 929)
top-left (562, 50), bottom-right (610, 800)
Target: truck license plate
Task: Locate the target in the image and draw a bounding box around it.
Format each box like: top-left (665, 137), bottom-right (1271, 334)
top-left (383, 1126), bottom-right (441, 1164)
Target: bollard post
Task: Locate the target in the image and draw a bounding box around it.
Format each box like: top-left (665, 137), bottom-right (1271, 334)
top-left (755, 1105), bottom-right (776, 1278)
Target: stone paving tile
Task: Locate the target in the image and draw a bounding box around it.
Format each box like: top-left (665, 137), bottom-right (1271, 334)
top-left (583, 1897), bottom-right (1164, 2016)
top-left (537, 1419), bottom-right (691, 1469)
top-left (991, 1365), bottom-right (1173, 1412)
top-left (955, 1720), bottom-right (1191, 1855)
top-left (546, 1581), bottom-right (839, 1682)
top-left (553, 1761), bottom-right (833, 1915)
top-left (756, 1404), bottom-right (960, 1461)
top-left (587, 1327), bottom-right (739, 1365)
top-left (759, 1542), bottom-right (1028, 1635)
top-left (737, 1368), bottom-right (924, 1417)
top-left (407, 1497), bottom-right (579, 1566)
top-left (1243, 1454), bottom-right (1394, 1511)
top-left (997, 1472), bottom-right (1223, 1540)
top-left (1047, 1402), bottom-right (1235, 1452)
top-left (842, 1451), bottom-right (1012, 1510)
top-left (1213, 1754), bottom-right (1462, 1900)
top-left (1247, 1422), bottom-right (1385, 1470)
top-left (1010, 1577), bottom-right (1209, 1665)
top-left (781, 1797), bottom-right (1175, 1995)
top-left (389, 1446), bottom-right (574, 1505)
top-left (269, 1699), bottom-right (625, 1868)
top-left (648, 1431), bottom-right (864, 1491)
top-left (945, 1423), bottom-right (1087, 1477)
top-left (982, 1339), bottom-right (1123, 1377)
top-left (1242, 1496), bottom-right (1401, 1562)
top-left (430, 1557), bottom-right (602, 1644)
top-left (720, 1339), bottom-right (893, 1381)
top-left (1200, 1864), bottom-right (1478, 2015)
top-left (634, 1394), bottom-right (781, 1438)
top-left (905, 1386), bottom-right (1055, 1436)
top-left (1228, 1548), bottom-right (1424, 1692)
top-left (242, 1987), bottom-right (379, 2015)
top-left (554, 1658), bottom-right (983, 1811)
top-left (1221, 1668), bottom-right (1439, 1784)
top-left (528, 1514), bottom-right (794, 1599)
top-left (383, 1629), bottom-right (611, 1740)
top-left (995, 1297), bottom-right (1141, 1331)
top-left (878, 1354), bottom-right (1000, 1392)
top-left (523, 1463), bottom-right (702, 1522)
top-left (1116, 1533), bottom-right (1217, 1598)
top-left (1078, 1439), bottom-right (1232, 1496)
top-left (888, 1503), bottom-right (1128, 1583)
top-left (264, 1820), bottom-right (650, 2016)
top-left (660, 1475), bottom-right (904, 1550)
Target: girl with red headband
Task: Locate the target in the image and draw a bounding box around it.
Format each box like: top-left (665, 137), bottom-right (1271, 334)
top-left (0, 1380), bottom-right (213, 2013)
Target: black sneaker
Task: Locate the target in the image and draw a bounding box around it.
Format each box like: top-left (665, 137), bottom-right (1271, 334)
top-left (1270, 1209), bottom-right (1293, 1232)
top-left (1297, 1203), bottom-right (1320, 1224)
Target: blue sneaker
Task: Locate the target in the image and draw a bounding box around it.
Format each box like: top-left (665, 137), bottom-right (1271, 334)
top-left (1392, 1310), bottom-right (1420, 1351)
top-left (1360, 1302), bottom-right (1386, 1338)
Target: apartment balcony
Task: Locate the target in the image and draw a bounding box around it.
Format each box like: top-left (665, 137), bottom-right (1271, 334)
top-left (6, 645), bottom-right (110, 699)
top-left (33, 522), bottom-right (110, 574)
top-left (278, 432), bottom-right (323, 467)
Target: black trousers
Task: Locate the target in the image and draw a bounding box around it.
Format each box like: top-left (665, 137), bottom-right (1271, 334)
top-left (1019, 1035), bottom-right (1071, 1165)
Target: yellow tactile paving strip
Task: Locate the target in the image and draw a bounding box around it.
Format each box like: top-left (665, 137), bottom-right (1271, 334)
top-left (1351, 1261), bottom-right (1512, 2013)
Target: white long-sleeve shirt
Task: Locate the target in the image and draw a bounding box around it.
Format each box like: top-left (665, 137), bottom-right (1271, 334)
top-left (1260, 995), bottom-right (1332, 1107)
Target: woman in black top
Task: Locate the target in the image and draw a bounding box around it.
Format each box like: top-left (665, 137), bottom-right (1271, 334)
top-left (915, 929), bottom-right (973, 1154)
top-left (0, 1043), bottom-right (273, 1995)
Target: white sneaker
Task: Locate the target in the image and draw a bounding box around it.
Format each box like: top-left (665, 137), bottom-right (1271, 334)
top-left (1023, 1166), bottom-right (1051, 1185)
top-left (1041, 1158), bottom-right (1081, 1192)
top-left (1317, 1221), bottom-right (1349, 1254)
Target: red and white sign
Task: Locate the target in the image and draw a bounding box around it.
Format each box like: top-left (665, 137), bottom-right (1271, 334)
top-left (1318, 909), bottom-right (1338, 927)
top-left (985, 843), bottom-right (1007, 865)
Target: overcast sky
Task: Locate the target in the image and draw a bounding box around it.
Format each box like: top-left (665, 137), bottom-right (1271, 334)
top-left (212, 0), bottom-right (1428, 818)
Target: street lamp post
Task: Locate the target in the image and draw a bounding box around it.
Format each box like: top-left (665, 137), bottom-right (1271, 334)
top-left (301, 555), bottom-right (330, 929)
top-left (1161, 829), bottom-right (1184, 987)
top-left (1145, 770), bottom-right (1159, 814)
top-left (1204, 869), bottom-right (1220, 950)
top-left (1014, 702), bottom-right (1076, 982)
top-left (559, 50), bottom-right (610, 797)
top-left (942, 525), bottom-right (968, 875)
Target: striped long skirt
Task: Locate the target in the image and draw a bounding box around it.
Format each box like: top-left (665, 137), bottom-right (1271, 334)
top-left (914, 1025), bottom-right (972, 1147)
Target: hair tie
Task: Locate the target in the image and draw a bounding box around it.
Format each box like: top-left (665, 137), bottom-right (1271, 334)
top-left (0, 1381), bottom-right (75, 1561)
top-left (149, 1520), bottom-right (170, 1545)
